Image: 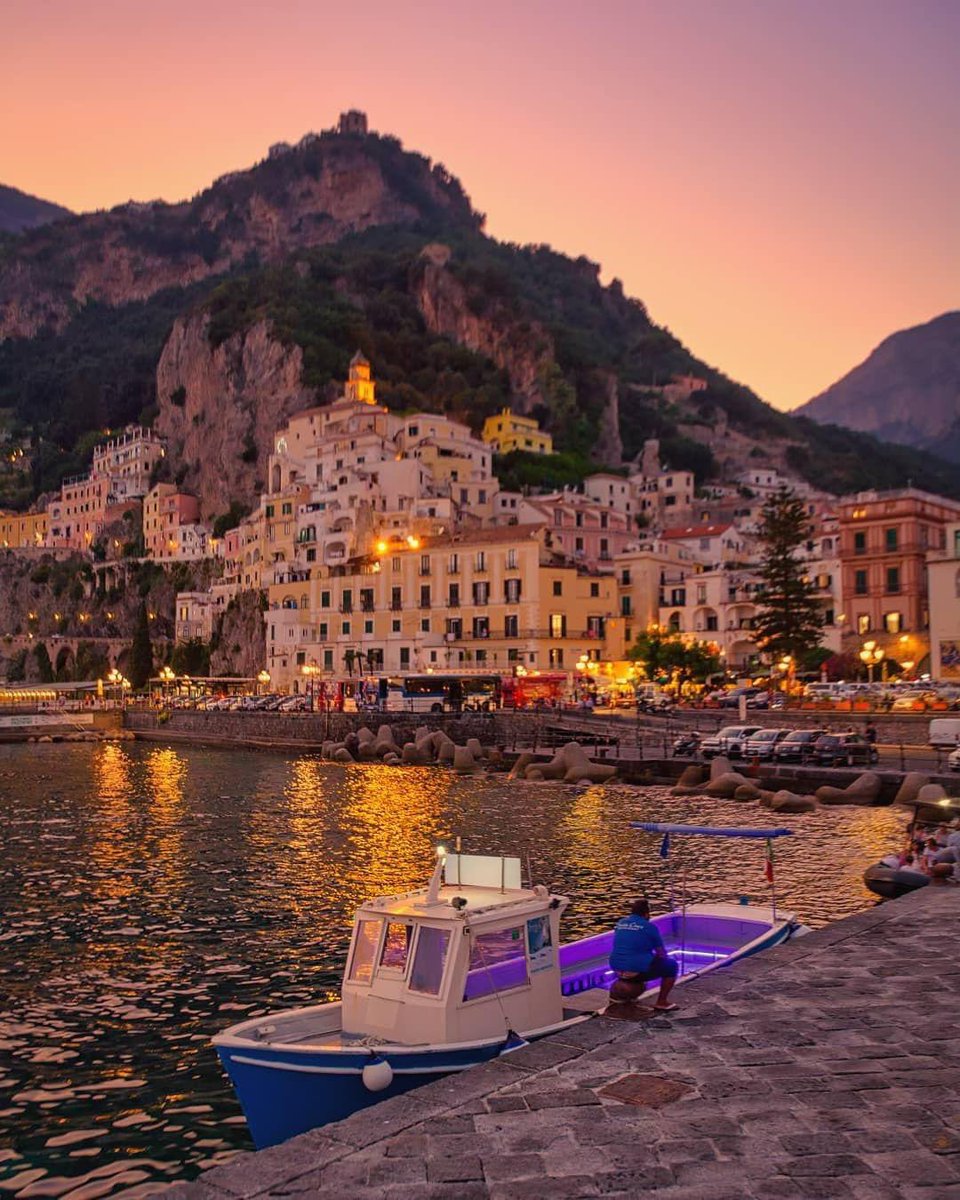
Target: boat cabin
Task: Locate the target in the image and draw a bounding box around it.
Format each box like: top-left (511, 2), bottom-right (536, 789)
top-left (340, 854), bottom-right (569, 1045)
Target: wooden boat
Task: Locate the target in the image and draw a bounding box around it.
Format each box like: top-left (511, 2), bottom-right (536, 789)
top-left (215, 835), bottom-right (802, 1149)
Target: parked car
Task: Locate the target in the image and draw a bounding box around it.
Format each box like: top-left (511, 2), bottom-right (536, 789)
top-left (742, 728), bottom-right (792, 760)
top-left (773, 729), bottom-right (826, 764)
top-left (948, 747), bottom-right (960, 773)
top-left (716, 687), bottom-right (767, 709)
top-left (814, 733), bottom-right (879, 768)
top-left (701, 725), bottom-right (762, 759)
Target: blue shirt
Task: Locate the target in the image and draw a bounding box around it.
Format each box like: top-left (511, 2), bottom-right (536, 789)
top-left (609, 915), bottom-right (664, 974)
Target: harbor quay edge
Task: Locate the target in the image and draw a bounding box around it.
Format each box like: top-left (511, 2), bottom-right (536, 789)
top-left (166, 886), bottom-right (960, 1200)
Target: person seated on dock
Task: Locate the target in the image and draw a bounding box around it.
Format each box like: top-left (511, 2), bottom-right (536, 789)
top-left (608, 898), bottom-right (679, 1012)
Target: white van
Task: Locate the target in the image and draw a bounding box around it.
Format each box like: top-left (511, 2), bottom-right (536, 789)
top-left (929, 718), bottom-right (960, 749)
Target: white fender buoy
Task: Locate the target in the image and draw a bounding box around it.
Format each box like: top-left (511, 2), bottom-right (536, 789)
top-left (362, 1057), bottom-right (394, 1092)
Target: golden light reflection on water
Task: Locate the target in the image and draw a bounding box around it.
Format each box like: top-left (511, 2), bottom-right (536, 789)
top-left (144, 747), bottom-right (188, 890)
top-left (332, 764), bottom-right (448, 910)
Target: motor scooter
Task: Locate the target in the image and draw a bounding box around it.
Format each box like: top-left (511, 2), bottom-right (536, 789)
top-left (671, 729), bottom-right (702, 757)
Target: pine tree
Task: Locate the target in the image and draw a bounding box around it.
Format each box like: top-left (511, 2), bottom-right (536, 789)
top-left (753, 486), bottom-right (824, 662)
top-left (128, 603), bottom-right (154, 690)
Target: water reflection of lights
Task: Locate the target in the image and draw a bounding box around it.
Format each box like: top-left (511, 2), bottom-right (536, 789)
top-left (337, 765), bottom-right (449, 910)
top-left (92, 740), bottom-right (133, 804)
top-left (145, 747), bottom-right (188, 886)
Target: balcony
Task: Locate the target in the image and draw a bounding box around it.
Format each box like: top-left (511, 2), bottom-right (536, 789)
top-left (360, 600), bottom-right (375, 612)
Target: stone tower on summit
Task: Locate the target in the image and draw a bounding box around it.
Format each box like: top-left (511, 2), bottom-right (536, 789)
top-left (338, 110), bottom-right (368, 136)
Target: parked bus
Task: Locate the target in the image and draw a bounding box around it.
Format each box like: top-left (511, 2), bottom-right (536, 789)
top-left (382, 674), bottom-right (502, 713)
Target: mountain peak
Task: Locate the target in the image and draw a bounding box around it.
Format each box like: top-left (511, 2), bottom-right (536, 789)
top-left (0, 122), bottom-right (481, 341)
top-left (796, 311), bottom-right (960, 461)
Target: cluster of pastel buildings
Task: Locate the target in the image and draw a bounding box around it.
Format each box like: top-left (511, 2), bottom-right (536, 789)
top-left (4, 351), bottom-right (960, 688)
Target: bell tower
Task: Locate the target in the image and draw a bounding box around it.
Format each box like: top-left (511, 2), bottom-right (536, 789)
top-left (345, 350), bottom-right (376, 405)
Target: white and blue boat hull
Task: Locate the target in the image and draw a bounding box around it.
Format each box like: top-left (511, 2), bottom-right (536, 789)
top-left (216, 1038), bottom-right (506, 1149)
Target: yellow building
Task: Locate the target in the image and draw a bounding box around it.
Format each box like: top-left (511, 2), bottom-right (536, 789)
top-left (0, 510), bottom-right (48, 549)
top-left (344, 350), bottom-right (377, 406)
top-left (265, 524), bottom-right (625, 689)
top-left (481, 408), bottom-right (553, 455)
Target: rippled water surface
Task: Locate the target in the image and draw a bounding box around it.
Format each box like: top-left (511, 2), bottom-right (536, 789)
top-left (0, 741), bottom-right (906, 1196)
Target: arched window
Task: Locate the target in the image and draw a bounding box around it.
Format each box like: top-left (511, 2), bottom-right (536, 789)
top-left (282, 597), bottom-right (298, 610)
top-left (300, 594), bottom-right (309, 611)
top-left (271, 464), bottom-right (281, 493)
top-left (668, 611), bottom-right (682, 632)
top-left (955, 566), bottom-right (960, 599)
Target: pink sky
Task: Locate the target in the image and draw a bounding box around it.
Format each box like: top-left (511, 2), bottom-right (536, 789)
top-left (2, 0), bottom-right (957, 409)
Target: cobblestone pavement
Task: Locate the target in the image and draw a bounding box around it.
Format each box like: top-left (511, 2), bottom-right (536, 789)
top-left (171, 887), bottom-right (960, 1200)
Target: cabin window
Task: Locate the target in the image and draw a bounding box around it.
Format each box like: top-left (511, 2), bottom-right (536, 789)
top-left (380, 922), bottom-right (413, 972)
top-left (408, 927), bottom-right (451, 996)
top-left (348, 919), bottom-right (382, 985)
top-left (463, 926), bottom-right (529, 1002)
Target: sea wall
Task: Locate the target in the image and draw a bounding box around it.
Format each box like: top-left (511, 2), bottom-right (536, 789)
top-left (124, 709), bottom-right (510, 750)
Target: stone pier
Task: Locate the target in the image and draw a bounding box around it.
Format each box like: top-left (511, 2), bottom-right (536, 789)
top-left (169, 887), bottom-right (960, 1200)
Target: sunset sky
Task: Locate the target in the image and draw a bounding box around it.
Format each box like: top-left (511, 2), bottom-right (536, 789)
top-left (3, 0), bottom-right (957, 410)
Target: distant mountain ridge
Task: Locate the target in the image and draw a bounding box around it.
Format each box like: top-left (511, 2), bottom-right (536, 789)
top-left (796, 312), bottom-right (960, 462)
top-left (0, 184), bottom-right (72, 234)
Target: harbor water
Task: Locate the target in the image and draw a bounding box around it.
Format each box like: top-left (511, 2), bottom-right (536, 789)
top-left (0, 741), bottom-right (905, 1197)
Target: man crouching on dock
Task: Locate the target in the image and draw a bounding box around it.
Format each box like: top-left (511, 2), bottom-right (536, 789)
top-left (609, 898), bottom-right (679, 1012)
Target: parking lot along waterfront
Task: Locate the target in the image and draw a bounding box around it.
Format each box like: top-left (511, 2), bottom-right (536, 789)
top-left (0, 741), bottom-right (906, 1196)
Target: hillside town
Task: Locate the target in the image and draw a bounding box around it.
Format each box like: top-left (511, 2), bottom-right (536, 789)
top-left (3, 352), bottom-right (959, 699)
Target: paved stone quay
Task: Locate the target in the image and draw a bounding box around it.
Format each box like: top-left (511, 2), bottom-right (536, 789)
top-left (171, 888), bottom-right (960, 1200)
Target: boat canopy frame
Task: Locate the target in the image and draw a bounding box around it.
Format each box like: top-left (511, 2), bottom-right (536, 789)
top-left (630, 823), bottom-right (794, 838)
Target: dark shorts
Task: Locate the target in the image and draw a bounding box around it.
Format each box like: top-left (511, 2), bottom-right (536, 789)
top-left (617, 956), bottom-right (679, 982)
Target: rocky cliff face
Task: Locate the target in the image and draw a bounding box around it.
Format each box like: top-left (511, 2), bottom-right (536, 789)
top-left (210, 591), bottom-right (266, 678)
top-left (155, 314), bottom-right (316, 519)
top-left (413, 245), bottom-right (552, 409)
top-left (0, 133), bottom-right (479, 341)
top-left (0, 555), bottom-right (214, 682)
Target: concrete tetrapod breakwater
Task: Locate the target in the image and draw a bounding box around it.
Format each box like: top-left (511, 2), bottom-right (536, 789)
top-left (169, 886), bottom-right (960, 1200)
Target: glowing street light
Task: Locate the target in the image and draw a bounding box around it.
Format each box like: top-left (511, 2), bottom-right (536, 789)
top-left (859, 640), bottom-right (884, 684)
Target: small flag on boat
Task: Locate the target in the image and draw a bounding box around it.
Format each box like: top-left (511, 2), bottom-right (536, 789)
top-left (765, 837), bottom-right (774, 883)
top-left (659, 831), bottom-right (671, 860)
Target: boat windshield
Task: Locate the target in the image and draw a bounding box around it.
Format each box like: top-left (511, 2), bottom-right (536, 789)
top-left (380, 922), bottom-right (413, 972)
top-left (408, 926), bottom-right (451, 996)
top-left (348, 919), bottom-right (382, 984)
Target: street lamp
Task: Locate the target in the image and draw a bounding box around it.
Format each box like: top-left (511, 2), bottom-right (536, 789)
top-left (257, 669), bottom-right (271, 696)
top-left (859, 640), bottom-right (884, 684)
top-left (301, 661), bottom-right (320, 711)
top-left (107, 667), bottom-right (123, 707)
top-left (159, 664), bottom-right (175, 705)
